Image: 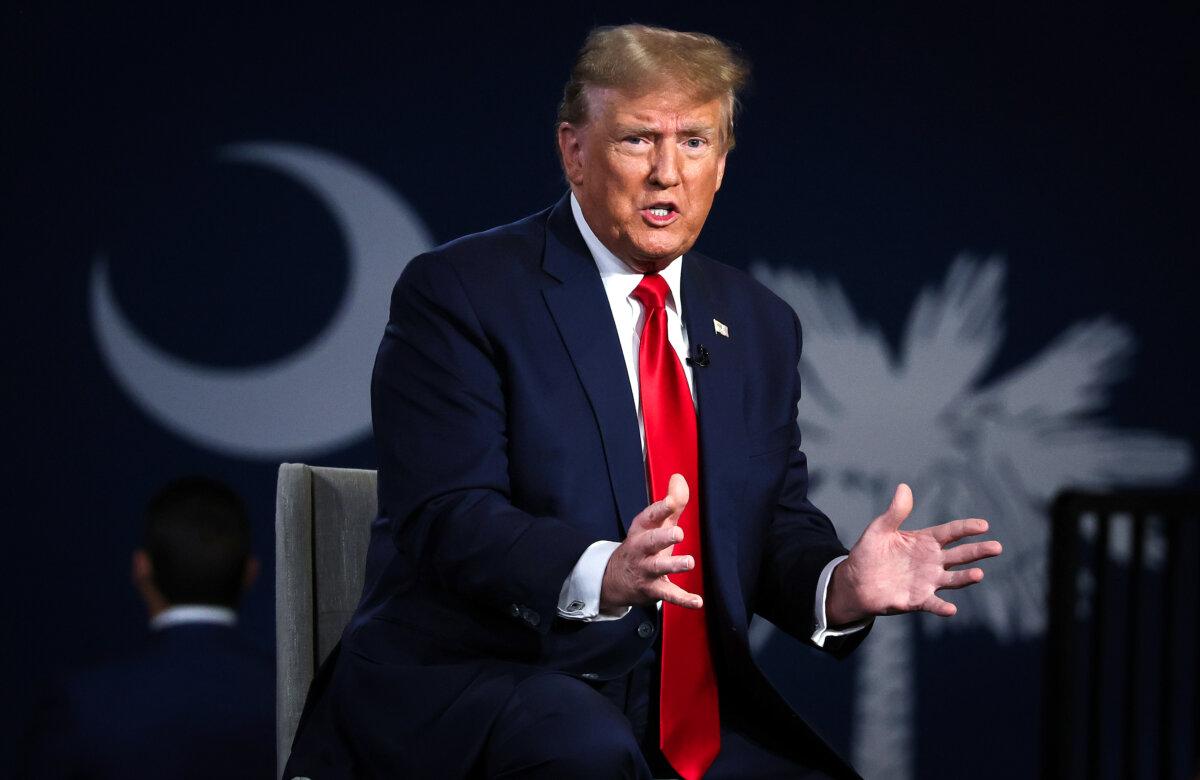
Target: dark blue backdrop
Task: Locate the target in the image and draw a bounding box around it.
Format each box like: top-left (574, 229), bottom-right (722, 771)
top-left (7, 4), bottom-right (1198, 778)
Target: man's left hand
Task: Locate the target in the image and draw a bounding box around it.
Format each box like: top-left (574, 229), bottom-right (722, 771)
top-left (825, 483), bottom-right (1003, 626)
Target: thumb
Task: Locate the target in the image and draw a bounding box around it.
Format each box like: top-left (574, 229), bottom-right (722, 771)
top-left (663, 473), bottom-right (690, 526)
top-left (629, 474), bottom-right (691, 532)
top-left (874, 483), bottom-right (913, 532)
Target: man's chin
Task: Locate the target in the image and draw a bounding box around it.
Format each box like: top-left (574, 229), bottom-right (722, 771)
top-left (625, 239), bottom-right (691, 271)
top-left (623, 251), bottom-right (683, 274)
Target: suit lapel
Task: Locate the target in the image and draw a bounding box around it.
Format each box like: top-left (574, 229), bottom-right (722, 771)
top-left (539, 195), bottom-right (751, 612)
top-left (541, 195), bottom-right (648, 535)
top-left (681, 254), bottom-right (748, 624)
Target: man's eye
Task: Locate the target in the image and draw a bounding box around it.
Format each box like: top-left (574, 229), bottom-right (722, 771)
top-left (624, 136), bottom-right (645, 145)
top-left (685, 138), bottom-right (706, 149)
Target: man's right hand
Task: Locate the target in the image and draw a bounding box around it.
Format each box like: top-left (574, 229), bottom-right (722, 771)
top-left (599, 473), bottom-right (704, 613)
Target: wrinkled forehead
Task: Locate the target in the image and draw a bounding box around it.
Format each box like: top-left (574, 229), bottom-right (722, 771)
top-left (581, 83), bottom-right (728, 129)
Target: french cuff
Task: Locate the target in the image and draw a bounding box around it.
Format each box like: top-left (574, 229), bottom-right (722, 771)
top-left (810, 555), bottom-right (870, 647)
top-left (557, 540), bottom-right (630, 622)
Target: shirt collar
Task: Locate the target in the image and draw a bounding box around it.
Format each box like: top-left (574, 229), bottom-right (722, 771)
top-left (150, 604), bottom-right (238, 631)
top-left (569, 192), bottom-right (684, 316)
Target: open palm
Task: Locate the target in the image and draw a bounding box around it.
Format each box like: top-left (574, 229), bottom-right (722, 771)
top-left (828, 484), bottom-right (1002, 624)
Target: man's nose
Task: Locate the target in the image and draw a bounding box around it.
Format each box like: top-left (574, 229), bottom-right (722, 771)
top-left (648, 141), bottom-right (682, 188)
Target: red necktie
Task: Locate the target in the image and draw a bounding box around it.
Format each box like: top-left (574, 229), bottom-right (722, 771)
top-left (631, 274), bottom-right (720, 779)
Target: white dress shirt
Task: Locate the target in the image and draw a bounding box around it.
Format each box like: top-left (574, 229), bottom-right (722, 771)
top-left (556, 193), bottom-right (864, 647)
top-left (150, 604), bottom-right (237, 631)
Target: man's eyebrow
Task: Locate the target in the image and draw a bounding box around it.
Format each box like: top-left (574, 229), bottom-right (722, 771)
top-left (614, 124), bottom-right (717, 137)
top-left (615, 125), bottom-right (660, 137)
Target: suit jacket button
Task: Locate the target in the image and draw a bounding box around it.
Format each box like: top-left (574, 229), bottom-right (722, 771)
top-left (637, 621), bottom-right (655, 639)
top-left (523, 609), bottom-right (541, 627)
top-left (509, 604), bottom-right (521, 617)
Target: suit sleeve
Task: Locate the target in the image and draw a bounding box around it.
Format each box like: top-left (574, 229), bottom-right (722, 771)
top-left (371, 253), bottom-right (596, 634)
top-left (752, 308), bottom-right (873, 658)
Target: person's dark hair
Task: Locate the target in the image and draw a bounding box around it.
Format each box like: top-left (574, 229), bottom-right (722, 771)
top-left (144, 476), bottom-right (250, 608)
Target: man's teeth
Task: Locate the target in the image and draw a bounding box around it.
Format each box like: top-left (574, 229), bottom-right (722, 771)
top-left (649, 207), bottom-right (670, 217)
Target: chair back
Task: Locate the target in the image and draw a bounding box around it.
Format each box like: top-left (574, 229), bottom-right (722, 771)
top-left (1042, 490), bottom-right (1200, 779)
top-left (275, 463), bottom-right (377, 770)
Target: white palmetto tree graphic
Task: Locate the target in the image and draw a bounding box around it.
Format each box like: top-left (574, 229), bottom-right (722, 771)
top-left (750, 256), bottom-right (1192, 780)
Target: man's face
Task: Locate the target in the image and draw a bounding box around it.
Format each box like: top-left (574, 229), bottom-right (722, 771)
top-left (558, 84), bottom-right (728, 273)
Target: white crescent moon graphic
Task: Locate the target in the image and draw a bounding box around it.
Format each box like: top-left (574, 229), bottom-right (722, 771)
top-left (89, 142), bottom-right (433, 459)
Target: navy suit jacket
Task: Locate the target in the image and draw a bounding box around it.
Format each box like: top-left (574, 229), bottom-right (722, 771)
top-left (25, 622), bottom-right (275, 780)
top-left (288, 194), bottom-right (868, 778)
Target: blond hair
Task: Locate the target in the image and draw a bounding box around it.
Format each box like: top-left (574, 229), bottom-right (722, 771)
top-left (557, 24), bottom-right (751, 150)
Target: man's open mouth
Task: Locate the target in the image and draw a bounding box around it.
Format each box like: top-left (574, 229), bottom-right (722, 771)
top-left (640, 203), bottom-right (679, 226)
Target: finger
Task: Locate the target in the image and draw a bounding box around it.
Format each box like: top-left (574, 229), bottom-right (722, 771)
top-left (942, 540), bottom-right (1003, 567)
top-left (648, 554), bottom-right (695, 577)
top-left (939, 568), bottom-right (985, 590)
top-left (628, 474), bottom-right (690, 532)
top-left (628, 495), bottom-right (678, 533)
top-left (650, 579), bottom-right (703, 610)
top-left (926, 517), bottom-right (990, 545)
top-left (871, 483), bottom-right (913, 533)
top-left (637, 524), bottom-right (684, 556)
top-left (920, 594), bottom-right (957, 617)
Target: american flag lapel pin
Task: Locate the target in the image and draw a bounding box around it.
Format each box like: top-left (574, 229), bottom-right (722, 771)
top-left (713, 319), bottom-right (729, 338)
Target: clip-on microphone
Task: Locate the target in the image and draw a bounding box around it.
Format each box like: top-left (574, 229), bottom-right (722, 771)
top-left (686, 344), bottom-right (711, 368)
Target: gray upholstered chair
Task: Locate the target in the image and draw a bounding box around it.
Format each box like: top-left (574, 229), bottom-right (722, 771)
top-left (275, 463), bottom-right (377, 771)
top-left (274, 464), bottom-right (673, 779)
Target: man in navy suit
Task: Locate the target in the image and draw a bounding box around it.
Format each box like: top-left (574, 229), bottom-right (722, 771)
top-left (24, 477), bottom-right (274, 779)
top-left (286, 23), bottom-right (1001, 779)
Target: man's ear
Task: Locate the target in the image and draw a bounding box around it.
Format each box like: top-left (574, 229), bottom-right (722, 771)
top-left (242, 556), bottom-right (260, 593)
top-left (557, 122), bottom-right (586, 185)
top-left (714, 149), bottom-right (728, 192)
top-left (132, 548), bottom-right (169, 615)
top-left (132, 548), bottom-right (153, 588)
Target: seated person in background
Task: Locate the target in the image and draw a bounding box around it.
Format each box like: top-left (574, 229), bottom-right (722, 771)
top-left (24, 476), bottom-right (274, 780)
